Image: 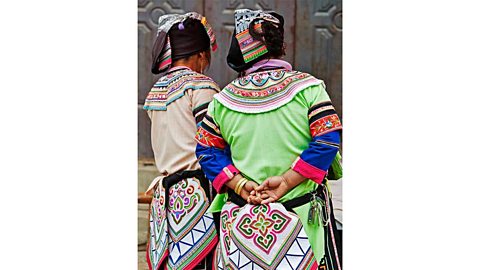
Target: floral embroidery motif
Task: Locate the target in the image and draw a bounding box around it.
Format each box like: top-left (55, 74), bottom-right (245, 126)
top-left (310, 114), bottom-right (342, 137)
top-left (195, 126), bottom-right (226, 149)
top-left (167, 178), bottom-right (208, 242)
top-left (195, 113), bottom-right (226, 149)
top-left (237, 69), bottom-right (285, 87)
top-left (168, 179), bottom-right (201, 225)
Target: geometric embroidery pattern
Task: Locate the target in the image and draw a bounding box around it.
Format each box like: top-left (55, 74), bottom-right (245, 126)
top-left (235, 204), bottom-right (292, 255)
top-left (144, 68), bottom-right (219, 111)
top-left (167, 212), bottom-right (217, 270)
top-left (214, 202), bottom-right (317, 270)
top-left (147, 177), bottom-right (218, 270)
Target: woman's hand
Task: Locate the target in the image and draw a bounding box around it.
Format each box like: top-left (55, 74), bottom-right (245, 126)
top-left (225, 174), bottom-right (259, 201)
top-left (252, 176), bottom-right (290, 204)
top-left (240, 180), bottom-right (258, 201)
top-left (250, 169), bottom-right (306, 204)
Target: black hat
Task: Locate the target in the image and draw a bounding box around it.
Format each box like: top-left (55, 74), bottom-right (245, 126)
top-left (151, 12), bottom-right (217, 74)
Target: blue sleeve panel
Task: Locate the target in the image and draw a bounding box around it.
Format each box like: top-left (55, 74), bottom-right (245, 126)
top-left (299, 130), bottom-right (341, 171)
top-left (196, 144), bottom-right (234, 182)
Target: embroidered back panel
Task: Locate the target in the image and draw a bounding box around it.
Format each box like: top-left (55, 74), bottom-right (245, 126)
top-left (147, 177), bottom-right (218, 270)
top-left (214, 202), bottom-right (317, 270)
top-left (144, 69), bottom-right (219, 111)
top-left (215, 69), bottom-right (324, 114)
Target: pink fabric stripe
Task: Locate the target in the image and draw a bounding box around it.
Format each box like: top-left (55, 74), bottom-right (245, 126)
top-left (212, 164), bottom-right (239, 193)
top-left (291, 157), bottom-right (326, 184)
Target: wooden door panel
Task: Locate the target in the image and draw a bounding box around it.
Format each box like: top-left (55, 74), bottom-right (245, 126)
top-left (137, 0), bottom-right (204, 159)
top-left (295, 0), bottom-right (342, 117)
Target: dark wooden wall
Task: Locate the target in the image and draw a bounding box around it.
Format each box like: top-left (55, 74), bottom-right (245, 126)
top-left (138, 0), bottom-right (342, 159)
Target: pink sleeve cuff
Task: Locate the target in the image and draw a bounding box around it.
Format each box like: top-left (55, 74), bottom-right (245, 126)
top-left (212, 164), bottom-right (239, 193)
top-left (291, 157), bottom-right (326, 184)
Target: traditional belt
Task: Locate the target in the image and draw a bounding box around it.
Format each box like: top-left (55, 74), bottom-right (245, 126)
top-left (227, 183), bottom-right (326, 212)
top-left (162, 169), bottom-right (214, 204)
top-left (162, 169), bottom-right (205, 189)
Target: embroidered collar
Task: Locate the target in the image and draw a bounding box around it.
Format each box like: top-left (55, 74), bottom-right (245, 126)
top-left (215, 68), bottom-right (323, 114)
top-left (144, 68), bottom-right (218, 111)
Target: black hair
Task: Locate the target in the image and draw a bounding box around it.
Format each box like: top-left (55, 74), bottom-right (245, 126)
top-left (249, 17), bottom-right (285, 58)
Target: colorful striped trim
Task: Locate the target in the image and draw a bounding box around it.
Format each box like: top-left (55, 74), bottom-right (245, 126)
top-left (291, 157), bottom-right (326, 184)
top-left (235, 24), bottom-right (268, 63)
top-left (188, 12), bottom-right (217, 52)
top-left (308, 101), bottom-right (342, 137)
top-left (213, 164), bottom-right (239, 193)
top-left (193, 102), bottom-right (209, 125)
top-left (315, 139), bottom-right (340, 149)
top-left (201, 114), bottom-right (221, 135)
top-left (158, 36), bottom-right (172, 72)
top-left (143, 69), bottom-right (219, 111)
top-left (201, 16), bottom-right (217, 52)
top-left (215, 70), bottom-right (323, 113)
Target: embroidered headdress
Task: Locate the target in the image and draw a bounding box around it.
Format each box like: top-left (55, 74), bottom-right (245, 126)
top-left (151, 12), bottom-right (217, 74)
top-left (227, 9), bottom-right (284, 72)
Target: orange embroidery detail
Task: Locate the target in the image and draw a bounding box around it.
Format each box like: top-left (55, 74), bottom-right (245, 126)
top-left (310, 114), bottom-right (342, 137)
top-left (195, 127), bottom-right (226, 149)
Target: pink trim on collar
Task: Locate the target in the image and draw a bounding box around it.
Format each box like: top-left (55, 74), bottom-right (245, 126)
top-left (167, 65), bottom-right (192, 73)
top-left (244, 59), bottom-right (292, 75)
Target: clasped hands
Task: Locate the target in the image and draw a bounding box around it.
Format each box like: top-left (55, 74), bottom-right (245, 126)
top-left (230, 169), bottom-right (305, 205)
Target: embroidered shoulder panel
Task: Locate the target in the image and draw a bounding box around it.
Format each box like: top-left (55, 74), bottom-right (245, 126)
top-left (143, 69), bottom-right (219, 111)
top-left (214, 69), bottom-right (323, 113)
